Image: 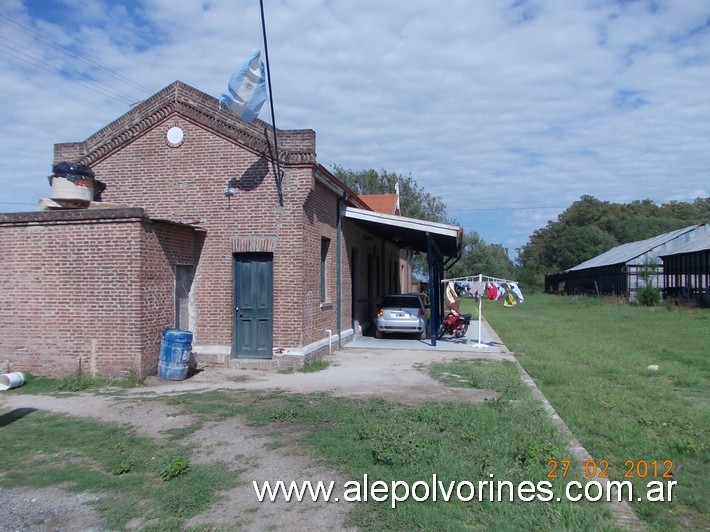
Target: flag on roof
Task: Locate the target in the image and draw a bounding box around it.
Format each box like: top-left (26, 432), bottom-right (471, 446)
top-left (219, 50), bottom-right (267, 122)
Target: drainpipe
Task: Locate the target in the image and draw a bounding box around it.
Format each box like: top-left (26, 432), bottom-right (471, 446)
top-left (325, 329), bottom-right (332, 354)
top-left (427, 234), bottom-right (436, 347)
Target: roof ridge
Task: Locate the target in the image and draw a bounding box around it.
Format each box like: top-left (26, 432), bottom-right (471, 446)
top-left (55, 81), bottom-right (317, 167)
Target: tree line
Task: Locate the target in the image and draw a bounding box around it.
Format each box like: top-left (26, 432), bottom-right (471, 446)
top-left (333, 167), bottom-right (709, 288)
top-left (516, 195), bottom-right (709, 288)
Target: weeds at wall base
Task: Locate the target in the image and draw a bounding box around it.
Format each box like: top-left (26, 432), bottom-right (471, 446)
top-left (10, 372), bottom-right (144, 394)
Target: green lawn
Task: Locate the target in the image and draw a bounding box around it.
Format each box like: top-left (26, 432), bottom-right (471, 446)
top-left (481, 293), bottom-right (709, 531)
top-left (1, 365), bottom-right (617, 530)
top-left (0, 410), bottom-right (238, 530)
top-left (1, 294), bottom-right (706, 530)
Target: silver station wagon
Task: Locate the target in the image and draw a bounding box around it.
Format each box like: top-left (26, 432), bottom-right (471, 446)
top-left (375, 294), bottom-right (428, 339)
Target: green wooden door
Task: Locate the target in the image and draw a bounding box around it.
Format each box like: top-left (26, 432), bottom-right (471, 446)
top-left (233, 253), bottom-right (273, 359)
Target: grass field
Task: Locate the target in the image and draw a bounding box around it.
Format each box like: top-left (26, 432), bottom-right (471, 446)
top-left (481, 293), bottom-right (709, 531)
top-left (0, 409), bottom-right (239, 530)
top-left (1, 294), bottom-right (706, 530)
top-left (1, 363), bottom-right (617, 530)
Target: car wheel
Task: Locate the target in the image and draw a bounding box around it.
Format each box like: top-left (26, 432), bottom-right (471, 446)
top-left (437, 323), bottom-right (446, 339)
top-left (375, 327), bottom-right (383, 339)
top-left (419, 328), bottom-right (427, 340)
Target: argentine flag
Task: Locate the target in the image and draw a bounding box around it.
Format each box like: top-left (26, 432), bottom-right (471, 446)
top-left (220, 50), bottom-right (267, 122)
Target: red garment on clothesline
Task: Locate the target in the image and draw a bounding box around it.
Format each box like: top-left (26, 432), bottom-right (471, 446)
top-left (486, 284), bottom-right (497, 300)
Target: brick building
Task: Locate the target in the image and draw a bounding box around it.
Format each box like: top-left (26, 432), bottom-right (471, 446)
top-left (0, 81), bottom-right (461, 378)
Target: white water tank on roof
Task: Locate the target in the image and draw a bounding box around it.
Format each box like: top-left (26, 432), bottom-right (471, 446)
top-left (49, 162), bottom-right (95, 202)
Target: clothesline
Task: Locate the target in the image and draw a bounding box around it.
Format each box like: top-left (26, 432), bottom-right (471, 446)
top-left (440, 273), bottom-right (523, 348)
top-left (441, 273), bottom-right (517, 285)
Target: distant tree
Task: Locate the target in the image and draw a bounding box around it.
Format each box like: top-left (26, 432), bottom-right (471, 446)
top-left (626, 199), bottom-right (662, 218)
top-left (557, 195), bottom-right (616, 227)
top-left (660, 200), bottom-right (697, 220)
top-left (516, 196), bottom-right (710, 287)
top-left (636, 257), bottom-right (662, 306)
top-left (692, 197), bottom-right (710, 220)
top-left (447, 231), bottom-right (516, 280)
top-left (331, 166), bottom-right (451, 224)
top-left (549, 225), bottom-right (618, 271)
top-left (516, 221), bottom-right (560, 280)
top-left (331, 166), bottom-right (452, 277)
top-left (618, 217), bottom-right (687, 242)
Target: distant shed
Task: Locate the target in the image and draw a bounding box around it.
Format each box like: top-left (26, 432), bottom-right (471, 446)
top-left (660, 232), bottom-right (710, 306)
top-left (545, 224), bottom-right (708, 300)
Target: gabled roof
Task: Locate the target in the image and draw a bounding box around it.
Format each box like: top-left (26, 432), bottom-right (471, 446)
top-left (51, 80), bottom-right (464, 258)
top-left (568, 224), bottom-right (707, 271)
top-left (54, 81), bottom-right (318, 168)
top-left (54, 81), bottom-right (385, 212)
top-left (359, 194), bottom-right (400, 215)
top-left (660, 232), bottom-right (710, 256)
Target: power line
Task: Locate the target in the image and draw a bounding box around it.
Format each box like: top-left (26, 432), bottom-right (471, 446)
top-left (0, 43), bottom-right (138, 106)
top-left (448, 197), bottom-right (706, 214)
top-left (0, 13), bottom-right (153, 106)
top-left (0, 200), bottom-right (39, 206)
top-left (448, 205), bottom-right (567, 213)
top-left (0, 13), bottom-right (154, 96)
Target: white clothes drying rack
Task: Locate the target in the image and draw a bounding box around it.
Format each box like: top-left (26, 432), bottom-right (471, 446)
top-left (441, 273), bottom-right (519, 348)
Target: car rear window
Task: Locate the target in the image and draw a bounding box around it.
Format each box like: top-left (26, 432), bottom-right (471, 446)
top-left (381, 296), bottom-right (421, 308)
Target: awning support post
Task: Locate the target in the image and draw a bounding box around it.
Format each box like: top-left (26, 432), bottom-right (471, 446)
top-left (427, 233), bottom-right (444, 347)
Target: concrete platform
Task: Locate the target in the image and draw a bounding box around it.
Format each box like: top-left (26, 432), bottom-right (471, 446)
top-left (349, 318), bottom-right (503, 353)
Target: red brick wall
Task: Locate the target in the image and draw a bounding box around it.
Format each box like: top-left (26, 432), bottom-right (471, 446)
top-left (61, 115), bottom-right (344, 357)
top-left (302, 181), bottom-right (338, 346)
top-left (0, 209), bottom-right (196, 378)
top-left (139, 220), bottom-right (200, 376)
top-left (43, 81), bottom-right (396, 362)
top-left (2, 81), bottom-right (422, 375)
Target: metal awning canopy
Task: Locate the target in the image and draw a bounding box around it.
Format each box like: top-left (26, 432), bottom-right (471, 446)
top-left (343, 207), bottom-right (462, 258)
top-left (344, 207), bottom-right (463, 346)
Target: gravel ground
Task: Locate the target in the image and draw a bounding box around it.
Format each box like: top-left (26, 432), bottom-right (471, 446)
top-left (0, 343), bottom-right (512, 530)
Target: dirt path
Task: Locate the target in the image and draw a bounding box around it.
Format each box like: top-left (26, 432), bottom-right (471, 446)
top-left (0, 346), bottom-right (512, 530)
top-left (129, 346), bottom-right (514, 403)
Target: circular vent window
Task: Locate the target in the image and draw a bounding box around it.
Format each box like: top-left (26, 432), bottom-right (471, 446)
top-left (166, 126), bottom-right (185, 147)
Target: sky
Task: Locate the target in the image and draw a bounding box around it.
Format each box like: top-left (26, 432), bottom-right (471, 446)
top-left (1, 0), bottom-right (708, 259)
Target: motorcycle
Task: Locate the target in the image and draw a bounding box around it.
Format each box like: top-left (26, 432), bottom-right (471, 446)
top-left (437, 309), bottom-right (472, 339)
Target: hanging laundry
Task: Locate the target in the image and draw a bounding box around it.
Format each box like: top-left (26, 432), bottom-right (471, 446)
top-left (445, 282), bottom-right (460, 312)
top-left (486, 283), bottom-right (497, 300)
top-left (454, 282), bottom-right (466, 296)
top-left (509, 282), bottom-right (524, 303)
top-left (443, 274), bottom-right (524, 323)
top-left (469, 281), bottom-right (485, 301)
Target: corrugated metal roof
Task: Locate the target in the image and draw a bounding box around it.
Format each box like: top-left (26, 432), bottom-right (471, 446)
top-left (568, 224), bottom-right (706, 271)
top-left (344, 206), bottom-right (462, 256)
top-left (660, 232), bottom-right (710, 256)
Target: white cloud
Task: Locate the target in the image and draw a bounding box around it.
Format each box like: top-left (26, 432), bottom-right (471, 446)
top-left (1, 0), bottom-right (708, 257)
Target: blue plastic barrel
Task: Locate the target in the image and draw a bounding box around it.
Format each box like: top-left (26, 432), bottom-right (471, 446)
top-left (158, 328), bottom-right (194, 381)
